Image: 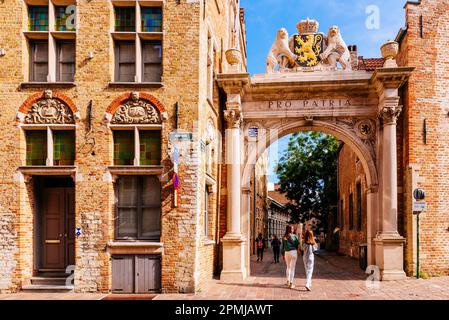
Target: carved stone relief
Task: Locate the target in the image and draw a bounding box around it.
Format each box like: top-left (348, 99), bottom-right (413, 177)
top-left (111, 95), bottom-right (161, 124)
top-left (24, 92), bottom-right (74, 124)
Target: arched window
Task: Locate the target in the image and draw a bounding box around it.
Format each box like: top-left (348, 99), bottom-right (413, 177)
top-left (18, 90), bottom-right (78, 167)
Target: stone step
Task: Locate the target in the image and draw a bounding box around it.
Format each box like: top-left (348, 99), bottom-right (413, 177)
top-left (21, 284), bottom-right (74, 293)
top-left (36, 272), bottom-right (71, 278)
top-left (31, 277), bottom-right (71, 286)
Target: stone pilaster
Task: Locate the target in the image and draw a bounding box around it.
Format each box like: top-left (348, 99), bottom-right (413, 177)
top-left (373, 69), bottom-right (412, 280)
top-left (217, 73), bottom-right (249, 282)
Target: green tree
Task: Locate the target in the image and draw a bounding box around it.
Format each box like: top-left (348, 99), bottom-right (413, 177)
top-left (276, 131), bottom-right (339, 232)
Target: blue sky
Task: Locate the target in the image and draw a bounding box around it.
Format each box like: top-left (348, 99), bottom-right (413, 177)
top-left (240, 0), bottom-right (407, 182)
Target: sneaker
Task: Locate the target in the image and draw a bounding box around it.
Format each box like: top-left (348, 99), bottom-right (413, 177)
top-left (305, 286), bottom-right (311, 291)
top-left (286, 281), bottom-right (291, 286)
top-left (290, 283), bottom-right (295, 289)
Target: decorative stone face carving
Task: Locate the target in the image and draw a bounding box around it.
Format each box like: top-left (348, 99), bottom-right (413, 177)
top-left (224, 109), bottom-right (242, 128)
top-left (111, 98), bottom-right (161, 124)
top-left (24, 95), bottom-right (74, 124)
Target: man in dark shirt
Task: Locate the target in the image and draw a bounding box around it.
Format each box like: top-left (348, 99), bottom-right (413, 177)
top-left (271, 235), bottom-right (281, 263)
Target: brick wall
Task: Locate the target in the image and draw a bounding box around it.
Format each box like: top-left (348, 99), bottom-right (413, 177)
top-left (0, 0), bottom-right (243, 293)
top-left (397, 0), bottom-right (449, 276)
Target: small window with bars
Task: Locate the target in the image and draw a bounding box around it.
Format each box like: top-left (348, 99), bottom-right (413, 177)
top-left (115, 7), bottom-right (136, 32)
top-left (141, 7), bottom-right (162, 32)
top-left (28, 6), bottom-right (49, 31)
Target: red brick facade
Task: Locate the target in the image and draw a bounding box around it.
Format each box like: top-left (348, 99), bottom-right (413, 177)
top-left (396, 0), bottom-right (449, 276)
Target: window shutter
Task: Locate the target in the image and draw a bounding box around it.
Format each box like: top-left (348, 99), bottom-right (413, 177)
top-left (116, 41), bottom-right (136, 82)
top-left (142, 41), bottom-right (162, 82)
top-left (31, 41), bottom-right (48, 82)
top-left (57, 41), bottom-right (75, 82)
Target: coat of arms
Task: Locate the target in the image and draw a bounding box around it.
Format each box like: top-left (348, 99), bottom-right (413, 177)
top-left (293, 33), bottom-right (324, 67)
top-left (266, 17), bottom-right (352, 73)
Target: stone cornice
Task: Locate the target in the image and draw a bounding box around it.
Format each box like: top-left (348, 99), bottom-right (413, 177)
top-left (217, 73), bottom-right (250, 95)
top-left (371, 67), bottom-right (414, 91)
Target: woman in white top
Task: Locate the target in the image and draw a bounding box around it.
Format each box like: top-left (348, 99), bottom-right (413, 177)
top-left (302, 229), bottom-right (317, 291)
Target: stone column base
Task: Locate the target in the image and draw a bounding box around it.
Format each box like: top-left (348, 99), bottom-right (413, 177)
top-left (220, 233), bottom-right (246, 282)
top-left (373, 234), bottom-right (407, 281)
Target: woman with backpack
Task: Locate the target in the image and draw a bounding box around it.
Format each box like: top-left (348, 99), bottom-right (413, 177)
top-left (255, 233), bottom-right (266, 262)
top-left (281, 225), bottom-right (300, 288)
top-left (302, 229), bottom-right (317, 291)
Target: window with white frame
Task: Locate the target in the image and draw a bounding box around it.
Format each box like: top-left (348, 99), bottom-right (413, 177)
top-left (112, 2), bottom-right (163, 83)
top-left (25, 1), bottom-right (76, 82)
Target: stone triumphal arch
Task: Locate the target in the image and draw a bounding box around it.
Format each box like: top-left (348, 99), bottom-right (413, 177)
top-left (218, 18), bottom-right (413, 282)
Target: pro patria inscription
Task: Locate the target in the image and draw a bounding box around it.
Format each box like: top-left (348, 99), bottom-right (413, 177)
top-left (268, 99), bottom-right (351, 109)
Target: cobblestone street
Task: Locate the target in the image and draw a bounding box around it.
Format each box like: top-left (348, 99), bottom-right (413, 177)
top-left (0, 251), bottom-right (448, 300)
top-left (155, 251), bottom-right (449, 300)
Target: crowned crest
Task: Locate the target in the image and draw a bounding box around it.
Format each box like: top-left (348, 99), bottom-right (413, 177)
top-left (296, 17), bottom-right (319, 35)
top-left (266, 18), bottom-right (352, 73)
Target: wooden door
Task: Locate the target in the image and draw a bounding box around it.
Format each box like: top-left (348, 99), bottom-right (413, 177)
top-left (136, 255), bottom-right (161, 293)
top-left (41, 187), bottom-right (75, 270)
top-left (42, 189), bottom-right (65, 269)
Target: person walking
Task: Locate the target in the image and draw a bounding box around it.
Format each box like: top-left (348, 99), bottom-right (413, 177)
top-left (255, 233), bottom-right (266, 262)
top-left (271, 235), bottom-right (281, 263)
top-left (302, 229), bottom-right (317, 291)
top-left (281, 225), bottom-right (299, 288)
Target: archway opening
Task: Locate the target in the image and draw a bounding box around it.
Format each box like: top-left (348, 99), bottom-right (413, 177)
top-left (243, 123), bottom-right (377, 282)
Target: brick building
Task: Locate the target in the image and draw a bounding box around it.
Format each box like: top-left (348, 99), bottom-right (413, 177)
top-left (1, 0), bottom-right (448, 296)
top-left (337, 143), bottom-right (368, 259)
top-left (267, 184), bottom-right (290, 240)
top-left (395, 0), bottom-right (449, 277)
top-left (335, 0), bottom-right (449, 276)
top-left (249, 149), bottom-right (268, 253)
top-left (0, 0), bottom-right (246, 294)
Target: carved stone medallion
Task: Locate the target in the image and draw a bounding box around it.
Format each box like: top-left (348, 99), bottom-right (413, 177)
top-left (24, 97), bottom-right (74, 124)
top-left (111, 99), bottom-right (161, 124)
top-left (355, 119), bottom-right (376, 140)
